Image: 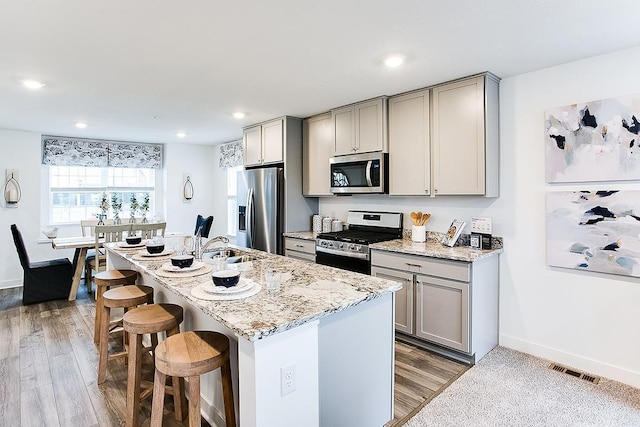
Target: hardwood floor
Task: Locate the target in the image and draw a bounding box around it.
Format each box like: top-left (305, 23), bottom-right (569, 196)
top-left (0, 285), bottom-right (467, 426)
top-left (388, 341), bottom-right (469, 426)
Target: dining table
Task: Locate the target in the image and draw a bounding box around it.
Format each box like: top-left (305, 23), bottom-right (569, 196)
top-left (51, 236), bottom-right (102, 301)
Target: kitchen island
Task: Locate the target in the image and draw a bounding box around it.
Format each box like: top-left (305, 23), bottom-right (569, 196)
top-left (106, 238), bottom-right (400, 427)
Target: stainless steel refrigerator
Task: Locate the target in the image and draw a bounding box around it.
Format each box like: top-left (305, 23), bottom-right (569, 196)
top-left (236, 167), bottom-right (285, 254)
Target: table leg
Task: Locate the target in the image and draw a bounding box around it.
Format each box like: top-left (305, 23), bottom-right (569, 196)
top-left (68, 247), bottom-right (87, 301)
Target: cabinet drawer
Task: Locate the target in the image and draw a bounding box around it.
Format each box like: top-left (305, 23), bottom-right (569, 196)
top-left (284, 238), bottom-right (316, 255)
top-left (371, 250), bottom-right (469, 282)
top-left (285, 249), bottom-right (316, 262)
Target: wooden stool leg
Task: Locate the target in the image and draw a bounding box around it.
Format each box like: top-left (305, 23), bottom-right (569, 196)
top-left (221, 359), bottom-right (236, 427)
top-left (187, 375), bottom-right (201, 427)
top-left (94, 285), bottom-right (107, 344)
top-left (167, 326), bottom-right (186, 421)
top-left (97, 304), bottom-right (111, 384)
top-left (125, 332), bottom-right (143, 427)
top-left (150, 368), bottom-right (167, 427)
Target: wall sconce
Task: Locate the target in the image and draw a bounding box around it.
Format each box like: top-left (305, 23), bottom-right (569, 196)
top-left (4, 169), bottom-right (21, 207)
top-left (183, 174), bottom-right (194, 201)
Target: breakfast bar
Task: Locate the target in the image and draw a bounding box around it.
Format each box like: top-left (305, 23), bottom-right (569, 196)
top-left (106, 238), bottom-right (401, 427)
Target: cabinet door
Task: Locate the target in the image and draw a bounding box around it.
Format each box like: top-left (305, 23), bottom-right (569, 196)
top-left (261, 119), bottom-right (284, 164)
top-left (388, 90), bottom-right (430, 195)
top-left (371, 266), bottom-right (414, 335)
top-left (415, 275), bottom-right (470, 352)
top-left (332, 105), bottom-right (355, 155)
top-left (303, 113), bottom-right (334, 196)
top-left (431, 76), bottom-right (485, 195)
top-left (243, 125), bottom-right (263, 166)
top-left (355, 98), bottom-right (387, 153)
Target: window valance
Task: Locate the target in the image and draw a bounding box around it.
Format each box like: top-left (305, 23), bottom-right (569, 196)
top-left (219, 140), bottom-right (243, 169)
top-left (41, 136), bottom-right (163, 169)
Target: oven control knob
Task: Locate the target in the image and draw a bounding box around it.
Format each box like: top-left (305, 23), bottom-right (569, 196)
top-left (354, 245), bottom-right (361, 252)
top-left (349, 244), bottom-right (355, 251)
top-left (338, 243), bottom-right (345, 250)
top-left (320, 241), bottom-right (327, 247)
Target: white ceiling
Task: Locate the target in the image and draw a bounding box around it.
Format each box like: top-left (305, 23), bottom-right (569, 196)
top-left (1, 0), bottom-right (639, 146)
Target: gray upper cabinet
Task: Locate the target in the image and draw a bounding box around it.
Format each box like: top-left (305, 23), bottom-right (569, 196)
top-left (388, 89), bottom-right (431, 195)
top-left (303, 112), bottom-right (334, 196)
top-left (332, 97), bottom-right (388, 156)
top-left (430, 73), bottom-right (500, 197)
top-left (243, 117), bottom-right (284, 167)
top-left (388, 72), bottom-right (500, 197)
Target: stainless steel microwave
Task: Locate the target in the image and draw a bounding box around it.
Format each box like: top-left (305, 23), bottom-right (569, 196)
top-left (329, 152), bottom-right (388, 194)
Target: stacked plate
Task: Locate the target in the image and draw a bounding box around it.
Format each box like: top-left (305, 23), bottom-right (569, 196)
top-left (161, 261), bottom-right (205, 273)
top-left (191, 278), bottom-right (261, 301)
top-left (116, 241), bottom-right (146, 249)
top-left (155, 261), bottom-right (213, 278)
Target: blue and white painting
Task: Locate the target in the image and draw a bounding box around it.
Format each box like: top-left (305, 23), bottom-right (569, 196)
top-left (546, 190), bottom-right (640, 278)
top-left (545, 96), bottom-right (640, 183)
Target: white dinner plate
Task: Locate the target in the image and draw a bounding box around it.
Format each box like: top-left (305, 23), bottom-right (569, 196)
top-left (117, 242), bottom-right (145, 249)
top-left (191, 281), bottom-right (261, 301)
top-left (139, 250), bottom-right (174, 257)
top-left (161, 261), bottom-right (205, 273)
top-left (201, 278), bottom-right (254, 294)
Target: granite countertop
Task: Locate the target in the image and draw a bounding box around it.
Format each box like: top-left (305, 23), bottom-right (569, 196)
top-left (283, 231), bottom-right (316, 241)
top-left (106, 240), bottom-right (400, 342)
top-left (370, 238), bottom-right (503, 262)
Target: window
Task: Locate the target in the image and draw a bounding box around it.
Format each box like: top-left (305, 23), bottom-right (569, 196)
top-left (48, 165), bottom-right (156, 224)
top-left (227, 166), bottom-right (242, 236)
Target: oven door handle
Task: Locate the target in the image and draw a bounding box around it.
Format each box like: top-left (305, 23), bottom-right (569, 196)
top-left (365, 160), bottom-right (373, 187)
top-left (316, 246), bottom-right (369, 260)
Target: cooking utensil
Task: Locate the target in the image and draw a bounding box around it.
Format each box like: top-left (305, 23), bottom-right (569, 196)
top-left (420, 213), bottom-right (431, 226)
top-left (410, 211), bottom-right (419, 226)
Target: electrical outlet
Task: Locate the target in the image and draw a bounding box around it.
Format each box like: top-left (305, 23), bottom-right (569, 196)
top-left (280, 364), bottom-right (296, 396)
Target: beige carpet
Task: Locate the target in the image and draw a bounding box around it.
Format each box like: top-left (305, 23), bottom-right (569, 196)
top-left (405, 346), bottom-right (640, 427)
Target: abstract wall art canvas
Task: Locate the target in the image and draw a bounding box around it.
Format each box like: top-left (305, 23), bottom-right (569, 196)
top-left (545, 96), bottom-right (640, 183)
top-left (546, 190), bottom-right (640, 278)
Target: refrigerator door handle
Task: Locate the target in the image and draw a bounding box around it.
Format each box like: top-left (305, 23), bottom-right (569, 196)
top-left (246, 188), bottom-right (254, 248)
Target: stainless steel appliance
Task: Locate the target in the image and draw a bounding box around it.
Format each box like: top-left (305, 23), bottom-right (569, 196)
top-left (236, 167), bottom-right (284, 254)
top-left (316, 210), bottom-right (403, 274)
top-left (329, 152), bottom-right (388, 194)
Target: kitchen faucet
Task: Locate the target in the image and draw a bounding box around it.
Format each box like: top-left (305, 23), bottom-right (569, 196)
top-left (193, 226), bottom-right (229, 260)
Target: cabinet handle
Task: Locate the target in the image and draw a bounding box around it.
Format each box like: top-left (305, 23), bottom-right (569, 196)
top-left (406, 262), bottom-right (421, 268)
top-left (434, 189), bottom-right (438, 193)
top-left (295, 244), bottom-right (304, 248)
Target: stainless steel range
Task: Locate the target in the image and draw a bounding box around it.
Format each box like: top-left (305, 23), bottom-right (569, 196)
top-left (316, 211), bottom-right (403, 274)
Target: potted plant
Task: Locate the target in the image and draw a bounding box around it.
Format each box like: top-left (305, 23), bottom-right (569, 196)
top-left (111, 193), bottom-right (122, 224)
top-left (97, 192), bottom-right (109, 225)
top-left (129, 193), bottom-right (139, 223)
top-left (140, 193), bottom-right (150, 223)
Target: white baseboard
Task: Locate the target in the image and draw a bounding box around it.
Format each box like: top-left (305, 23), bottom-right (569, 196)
top-left (500, 333), bottom-right (640, 388)
top-left (0, 279), bottom-right (22, 289)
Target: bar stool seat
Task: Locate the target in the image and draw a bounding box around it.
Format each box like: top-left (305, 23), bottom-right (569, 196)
top-left (93, 269), bottom-right (138, 344)
top-left (150, 330), bottom-right (236, 427)
top-left (97, 284), bottom-right (154, 384)
top-left (123, 303), bottom-right (185, 427)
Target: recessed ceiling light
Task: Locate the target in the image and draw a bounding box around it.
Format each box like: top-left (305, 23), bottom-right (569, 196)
top-left (22, 79), bottom-right (45, 89)
top-left (176, 132), bottom-right (186, 138)
top-left (384, 55), bottom-right (405, 68)
top-left (75, 122), bottom-right (87, 129)
top-left (233, 112), bottom-right (245, 119)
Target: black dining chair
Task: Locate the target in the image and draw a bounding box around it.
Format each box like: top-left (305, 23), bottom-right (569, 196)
top-left (10, 224), bottom-right (74, 305)
top-left (194, 215), bottom-right (214, 238)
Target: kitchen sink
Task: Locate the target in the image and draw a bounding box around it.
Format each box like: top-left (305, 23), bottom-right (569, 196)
top-left (226, 255), bottom-right (257, 264)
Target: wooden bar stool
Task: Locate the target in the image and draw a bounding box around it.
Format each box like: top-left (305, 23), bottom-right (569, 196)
top-left (97, 284), bottom-right (155, 384)
top-left (150, 331), bottom-right (236, 427)
top-left (94, 269), bottom-right (138, 344)
top-left (123, 303), bottom-right (185, 427)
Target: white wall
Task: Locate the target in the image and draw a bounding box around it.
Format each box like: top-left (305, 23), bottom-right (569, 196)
top-left (320, 46), bottom-right (640, 387)
top-left (163, 143), bottom-right (223, 237)
top-left (0, 129), bottom-right (60, 288)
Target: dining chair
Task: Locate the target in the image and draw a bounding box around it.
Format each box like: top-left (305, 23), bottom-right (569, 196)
top-left (10, 224), bottom-right (74, 305)
top-left (194, 215), bottom-right (214, 238)
top-left (87, 224), bottom-right (133, 283)
top-left (131, 222), bottom-right (166, 240)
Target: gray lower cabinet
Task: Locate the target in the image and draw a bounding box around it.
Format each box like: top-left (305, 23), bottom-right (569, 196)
top-left (371, 249), bottom-right (498, 363)
top-left (284, 237), bottom-right (316, 262)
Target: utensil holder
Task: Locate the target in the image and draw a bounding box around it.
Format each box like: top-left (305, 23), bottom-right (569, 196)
top-left (411, 225), bottom-right (426, 243)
